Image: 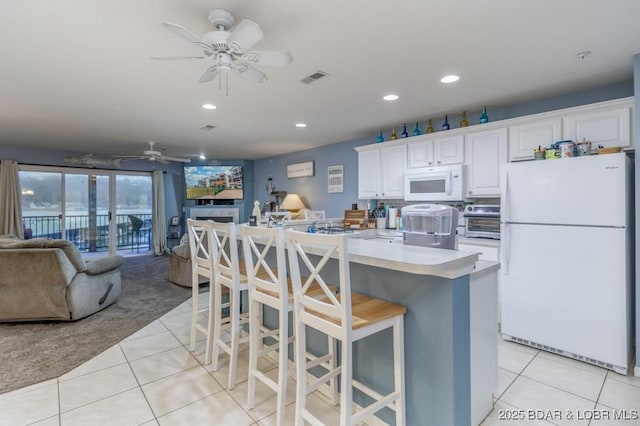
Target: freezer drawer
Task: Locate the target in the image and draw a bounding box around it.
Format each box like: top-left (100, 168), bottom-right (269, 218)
top-left (500, 223), bottom-right (632, 371)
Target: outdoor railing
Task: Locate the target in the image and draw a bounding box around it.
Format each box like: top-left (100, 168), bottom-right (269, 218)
top-left (22, 213), bottom-right (152, 253)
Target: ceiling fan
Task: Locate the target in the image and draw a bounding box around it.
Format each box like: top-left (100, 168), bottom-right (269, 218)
top-left (114, 141), bottom-right (191, 164)
top-left (152, 8), bottom-right (293, 86)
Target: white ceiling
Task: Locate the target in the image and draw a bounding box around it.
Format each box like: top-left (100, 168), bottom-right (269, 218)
top-left (1, 0), bottom-right (639, 161)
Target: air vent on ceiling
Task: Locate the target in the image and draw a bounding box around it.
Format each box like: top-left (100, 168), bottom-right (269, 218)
top-left (300, 70), bottom-right (329, 84)
top-left (200, 125), bottom-right (216, 131)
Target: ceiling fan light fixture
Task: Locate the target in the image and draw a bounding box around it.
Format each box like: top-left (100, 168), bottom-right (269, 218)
top-left (295, 123), bottom-right (307, 128)
top-left (199, 154), bottom-right (206, 160)
top-left (440, 74), bottom-right (460, 83)
top-left (202, 104), bottom-right (217, 110)
top-left (383, 94), bottom-right (399, 101)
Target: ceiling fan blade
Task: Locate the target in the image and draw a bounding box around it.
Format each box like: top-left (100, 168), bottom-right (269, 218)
top-left (236, 64), bottom-right (267, 83)
top-left (117, 156), bottom-right (146, 161)
top-left (160, 155), bottom-right (192, 163)
top-left (197, 67), bottom-right (219, 83)
top-left (151, 55), bottom-right (205, 61)
top-left (240, 50), bottom-right (293, 67)
top-left (162, 22), bottom-right (204, 45)
top-left (227, 19), bottom-right (263, 53)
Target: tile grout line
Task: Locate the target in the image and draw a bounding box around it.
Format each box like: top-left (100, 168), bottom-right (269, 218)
top-left (495, 349), bottom-right (541, 401)
top-left (120, 341), bottom-right (160, 425)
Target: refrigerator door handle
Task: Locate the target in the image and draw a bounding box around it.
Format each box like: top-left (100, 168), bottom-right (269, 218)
top-left (500, 168), bottom-right (509, 222)
top-left (501, 223), bottom-right (508, 275)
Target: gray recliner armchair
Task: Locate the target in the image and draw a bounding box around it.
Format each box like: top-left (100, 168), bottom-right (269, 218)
top-left (0, 236), bottom-right (124, 321)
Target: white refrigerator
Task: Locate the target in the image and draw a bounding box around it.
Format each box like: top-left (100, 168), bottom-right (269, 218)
top-left (500, 153), bottom-right (634, 374)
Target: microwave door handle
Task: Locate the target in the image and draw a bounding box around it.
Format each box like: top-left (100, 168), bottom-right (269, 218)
top-left (444, 173), bottom-right (452, 195)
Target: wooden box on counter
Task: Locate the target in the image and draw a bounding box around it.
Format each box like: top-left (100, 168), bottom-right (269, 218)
top-left (343, 209), bottom-right (369, 229)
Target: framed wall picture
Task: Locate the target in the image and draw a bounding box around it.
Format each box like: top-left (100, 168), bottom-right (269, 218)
top-left (287, 161), bottom-right (314, 178)
top-left (327, 164), bottom-right (344, 193)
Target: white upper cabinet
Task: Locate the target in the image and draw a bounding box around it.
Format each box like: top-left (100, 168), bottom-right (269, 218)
top-left (508, 119), bottom-right (562, 161)
top-left (355, 143), bottom-right (406, 199)
top-left (563, 106), bottom-right (631, 149)
top-left (465, 128), bottom-right (508, 197)
top-left (407, 137), bottom-right (434, 168)
top-left (357, 148), bottom-right (381, 199)
top-left (407, 134), bottom-right (464, 168)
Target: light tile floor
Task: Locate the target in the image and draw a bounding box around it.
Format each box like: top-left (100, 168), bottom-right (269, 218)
top-left (2, 292), bottom-right (640, 426)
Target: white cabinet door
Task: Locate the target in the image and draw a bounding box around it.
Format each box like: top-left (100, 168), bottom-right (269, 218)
top-left (466, 128), bottom-right (508, 197)
top-left (563, 106), bottom-right (631, 149)
top-left (407, 138), bottom-right (434, 168)
top-left (508, 119), bottom-right (562, 161)
top-left (380, 144), bottom-right (407, 197)
top-left (435, 135), bottom-right (465, 165)
top-left (357, 148), bottom-right (381, 198)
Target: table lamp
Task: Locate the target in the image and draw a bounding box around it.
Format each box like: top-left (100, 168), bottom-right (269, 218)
top-left (280, 193), bottom-right (305, 219)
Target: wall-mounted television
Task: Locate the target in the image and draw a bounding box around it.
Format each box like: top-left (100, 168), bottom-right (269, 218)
top-left (184, 165), bottom-right (244, 200)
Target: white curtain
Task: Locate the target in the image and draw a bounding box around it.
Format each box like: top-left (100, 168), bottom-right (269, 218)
top-left (0, 160), bottom-right (23, 238)
top-left (151, 170), bottom-right (167, 255)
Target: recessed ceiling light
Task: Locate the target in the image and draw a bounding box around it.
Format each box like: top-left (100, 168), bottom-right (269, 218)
top-left (440, 75), bottom-right (460, 84)
top-left (199, 154), bottom-right (206, 160)
top-left (295, 123), bottom-right (307, 128)
top-left (383, 94), bottom-right (399, 101)
top-left (202, 104), bottom-right (217, 110)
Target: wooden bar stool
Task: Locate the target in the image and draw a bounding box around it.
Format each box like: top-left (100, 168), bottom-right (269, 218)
top-left (242, 226), bottom-right (337, 426)
top-left (209, 221), bottom-right (251, 390)
top-left (286, 230), bottom-right (407, 426)
top-left (186, 219), bottom-right (217, 364)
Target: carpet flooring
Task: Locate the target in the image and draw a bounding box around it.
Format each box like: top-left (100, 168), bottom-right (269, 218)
top-left (0, 254), bottom-right (192, 395)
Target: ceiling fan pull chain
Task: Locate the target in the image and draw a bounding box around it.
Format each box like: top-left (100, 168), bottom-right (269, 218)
top-left (226, 72), bottom-right (229, 97)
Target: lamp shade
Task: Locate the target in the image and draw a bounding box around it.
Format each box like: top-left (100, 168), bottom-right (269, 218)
top-left (280, 193), bottom-right (305, 211)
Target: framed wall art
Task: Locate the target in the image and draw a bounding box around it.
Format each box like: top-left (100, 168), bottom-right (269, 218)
top-left (287, 161), bottom-right (314, 178)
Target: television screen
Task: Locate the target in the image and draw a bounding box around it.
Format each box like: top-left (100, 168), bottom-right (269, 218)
top-left (184, 165), bottom-right (244, 200)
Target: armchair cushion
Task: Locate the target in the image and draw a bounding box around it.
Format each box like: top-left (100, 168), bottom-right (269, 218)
top-left (85, 255), bottom-right (125, 275)
top-left (0, 238), bottom-right (87, 272)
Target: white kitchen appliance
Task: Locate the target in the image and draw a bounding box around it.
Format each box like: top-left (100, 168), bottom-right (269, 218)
top-left (500, 153), bottom-right (633, 374)
top-left (404, 164), bottom-right (465, 201)
top-left (402, 204), bottom-right (458, 249)
top-left (464, 204), bottom-right (500, 239)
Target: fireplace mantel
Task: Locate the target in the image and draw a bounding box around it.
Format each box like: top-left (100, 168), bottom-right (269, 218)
top-left (188, 207), bottom-right (239, 223)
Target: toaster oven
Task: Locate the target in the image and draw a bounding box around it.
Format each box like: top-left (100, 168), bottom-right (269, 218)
top-left (463, 204), bottom-right (500, 239)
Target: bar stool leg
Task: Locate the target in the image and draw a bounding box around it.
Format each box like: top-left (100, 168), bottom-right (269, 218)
top-left (211, 281), bottom-right (223, 372)
top-left (275, 305), bottom-right (289, 426)
top-left (328, 336), bottom-right (338, 405)
top-left (189, 279), bottom-right (199, 352)
top-left (394, 317), bottom-right (406, 425)
top-left (294, 316), bottom-right (307, 426)
top-left (204, 287), bottom-right (215, 365)
top-left (246, 296), bottom-right (260, 410)
top-left (227, 287), bottom-right (241, 389)
top-left (339, 339), bottom-right (353, 426)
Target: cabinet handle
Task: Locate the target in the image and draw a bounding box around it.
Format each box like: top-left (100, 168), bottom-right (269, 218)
top-left (468, 190), bottom-right (473, 194)
top-left (437, 160), bottom-right (441, 164)
top-left (428, 162), bottom-right (432, 165)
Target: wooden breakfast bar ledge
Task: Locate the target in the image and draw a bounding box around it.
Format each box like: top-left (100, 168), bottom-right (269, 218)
top-left (264, 227), bottom-right (499, 426)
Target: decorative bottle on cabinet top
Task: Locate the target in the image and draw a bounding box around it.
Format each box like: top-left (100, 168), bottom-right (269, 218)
top-left (479, 106), bottom-right (489, 124)
top-left (401, 123), bottom-right (409, 138)
top-left (390, 127), bottom-right (398, 140)
top-left (460, 111), bottom-right (469, 127)
top-left (376, 131), bottom-right (384, 143)
top-left (442, 115), bottom-right (450, 131)
top-left (412, 122), bottom-right (421, 136)
top-left (426, 119), bottom-right (435, 133)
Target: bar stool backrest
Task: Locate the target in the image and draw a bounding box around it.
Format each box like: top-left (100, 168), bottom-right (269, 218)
top-left (241, 226), bottom-right (287, 306)
top-left (209, 221), bottom-right (240, 288)
top-left (304, 210), bottom-right (326, 220)
top-left (286, 230), bottom-right (351, 337)
top-left (186, 219), bottom-right (214, 275)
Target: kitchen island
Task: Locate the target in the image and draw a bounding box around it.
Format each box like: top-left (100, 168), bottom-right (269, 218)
top-left (271, 227), bottom-right (499, 425)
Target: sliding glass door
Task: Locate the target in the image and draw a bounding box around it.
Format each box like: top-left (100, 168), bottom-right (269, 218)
top-left (19, 166), bottom-right (152, 257)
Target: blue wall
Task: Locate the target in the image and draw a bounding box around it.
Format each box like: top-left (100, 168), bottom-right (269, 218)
top-left (253, 81), bottom-right (634, 217)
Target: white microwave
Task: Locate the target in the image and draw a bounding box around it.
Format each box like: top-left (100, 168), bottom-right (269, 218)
top-left (404, 164), bottom-right (466, 201)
